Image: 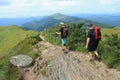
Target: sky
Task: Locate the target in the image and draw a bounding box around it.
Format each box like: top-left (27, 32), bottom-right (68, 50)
top-left (0, 0), bottom-right (120, 18)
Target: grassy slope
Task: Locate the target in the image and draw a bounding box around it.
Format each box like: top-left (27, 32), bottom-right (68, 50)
top-left (0, 26), bottom-right (38, 57)
top-left (101, 27), bottom-right (120, 37)
top-left (42, 26), bottom-right (120, 70)
top-left (0, 26), bottom-right (40, 80)
top-left (100, 27), bottom-right (120, 70)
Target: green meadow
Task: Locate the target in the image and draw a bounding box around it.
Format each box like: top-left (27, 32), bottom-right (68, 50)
top-left (0, 26), bottom-right (38, 57)
top-left (101, 27), bottom-right (120, 38)
top-left (0, 25), bottom-right (41, 80)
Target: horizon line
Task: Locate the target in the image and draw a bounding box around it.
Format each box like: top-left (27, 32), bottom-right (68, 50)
top-left (0, 13), bottom-right (120, 18)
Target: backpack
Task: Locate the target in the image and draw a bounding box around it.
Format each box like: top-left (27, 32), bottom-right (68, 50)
top-left (62, 27), bottom-right (68, 37)
top-left (93, 26), bottom-right (101, 40)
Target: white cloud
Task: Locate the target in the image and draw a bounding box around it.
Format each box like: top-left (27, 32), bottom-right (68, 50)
top-left (99, 0), bottom-right (119, 5)
top-left (0, 0), bottom-right (83, 17)
top-left (98, 0), bottom-right (120, 13)
top-left (0, 0), bottom-right (120, 18)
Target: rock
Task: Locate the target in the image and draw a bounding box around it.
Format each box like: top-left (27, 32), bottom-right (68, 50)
top-left (10, 54), bottom-right (33, 67)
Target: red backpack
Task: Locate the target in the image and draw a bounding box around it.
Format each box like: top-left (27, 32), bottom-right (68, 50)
top-left (94, 26), bottom-right (102, 40)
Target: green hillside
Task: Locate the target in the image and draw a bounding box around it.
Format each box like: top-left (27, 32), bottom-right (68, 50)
top-left (100, 28), bottom-right (120, 69)
top-left (41, 23), bottom-right (86, 52)
top-left (101, 28), bottom-right (120, 38)
top-left (0, 25), bottom-right (38, 56)
top-left (22, 13), bottom-right (86, 31)
top-left (22, 13), bottom-right (105, 31)
top-left (0, 26), bottom-right (41, 80)
top-left (41, 24), bottom-right (120, 70)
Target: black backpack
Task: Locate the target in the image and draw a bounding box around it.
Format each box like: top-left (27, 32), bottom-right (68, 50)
top-left (62, 27), bottom-right (68, 37)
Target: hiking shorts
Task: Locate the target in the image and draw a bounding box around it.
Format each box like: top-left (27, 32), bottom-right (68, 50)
top-left (61, 38), bottom-right (66, 46)
top-left (88, 40), bottom-right (99, 51)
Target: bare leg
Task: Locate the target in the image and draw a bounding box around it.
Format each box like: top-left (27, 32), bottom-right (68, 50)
top-left (63, 45), bottom-right (67, 50)
top-left (94, 50), bottom-right (100, 58)
top-left (94, 50), bottom-right (101, 61)
top-left (89, 52), bottom-right (94, 61)
top-left (62, 44), bottom-right (67, 50)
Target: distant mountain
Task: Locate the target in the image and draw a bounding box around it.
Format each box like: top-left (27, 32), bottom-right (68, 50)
top-left (0, 16), bottom-right (43, 26)
top-left (75, 14), bottom-right (120, 27)
top-left (22, 13), bottom-right (93, 31)
top-left (1, 14), bottom-right (119, 28)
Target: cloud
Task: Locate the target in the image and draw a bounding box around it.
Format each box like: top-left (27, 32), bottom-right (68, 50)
top-left (0, 0), bottom-right (120, 18)
top-left (98, 0), bottom-right (120, 13)
top-left (0, 0), bottom-right (83, 16)
top-left (99, 0), bottom-right (119, 6)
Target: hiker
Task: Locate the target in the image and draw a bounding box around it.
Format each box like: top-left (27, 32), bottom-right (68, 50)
top-left (86, 23), bottom-right (101, 61)
top-left (56, 22), bottom-right (68, 52)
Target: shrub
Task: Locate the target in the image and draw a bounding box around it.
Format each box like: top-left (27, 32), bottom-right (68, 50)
top-left (98, 34), bottom-right (120, 70)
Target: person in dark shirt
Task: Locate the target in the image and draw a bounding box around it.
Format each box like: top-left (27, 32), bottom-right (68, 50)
top-left (86, 23), bottom-right (100, 61)
top-left (56, 22), bottom-right (68, 52)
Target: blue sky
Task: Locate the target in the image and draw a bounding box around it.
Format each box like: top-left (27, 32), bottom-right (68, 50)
top-left (0, 0), bottom-right (120, 18)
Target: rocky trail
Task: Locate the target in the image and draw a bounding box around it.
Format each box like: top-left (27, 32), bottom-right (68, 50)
top-left (19, 40), bottom-right (120, 80)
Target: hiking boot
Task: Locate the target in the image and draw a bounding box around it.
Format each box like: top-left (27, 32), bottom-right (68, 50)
top-left (89, 58), bottom-right (94, 62)
top-left (95, 56), bottom-right (101, 62)
top-left (62, 49), bottom-right (65, 51)
top-left (64, 50), bottom-right (68, 54)
top-left (97, 57), bottom-right (101, 62)
top-left (62, 49), bottom-right (69, 54)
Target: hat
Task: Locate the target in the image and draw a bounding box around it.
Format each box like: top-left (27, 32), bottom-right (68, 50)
top-left (60, 22), bottom-right (64, 25)
top-left (88, 23), bottom-right (93, 27)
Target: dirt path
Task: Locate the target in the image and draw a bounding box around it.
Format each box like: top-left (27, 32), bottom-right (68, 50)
top-left (22, 41), bottom-right (120, 80)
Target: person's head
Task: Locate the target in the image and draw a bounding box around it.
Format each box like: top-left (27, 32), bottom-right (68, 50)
top-left (88, 23), bottom-right (93, 29)
top-left (60, 22), bottom-right (65, 27)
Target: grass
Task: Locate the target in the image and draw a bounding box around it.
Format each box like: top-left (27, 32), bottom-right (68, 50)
top-left (0, 25), bottom-right (41, 80)
top-left (99, 27), bottom-right (120, 70)
top-left (101, 27), bottom-right (120, 38)
top-left (42, 26), bottom-right (120, 71)
top-left (0, 26), bottom-right (38, 57)
top-left (40, 66), bottom-right (47, 76)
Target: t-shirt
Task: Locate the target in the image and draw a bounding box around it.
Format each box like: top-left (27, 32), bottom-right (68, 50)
top-left (87, 29), bottom-right (95, 42)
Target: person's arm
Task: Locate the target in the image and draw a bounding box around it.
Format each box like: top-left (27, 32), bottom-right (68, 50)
top-left (56, 28), bottom-right (62, 35)
top-left (86, 37), bottom-right (90, 48)
top-left (56, 32), bottom-right (61, 35)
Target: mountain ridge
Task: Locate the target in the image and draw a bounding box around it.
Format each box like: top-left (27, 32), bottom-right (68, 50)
top-left (22, 13), bottom-right (94, 31)
top-left (1, 13), bottom-right (120, 27)
top-left (76, 14), bottom-right (120, 26)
